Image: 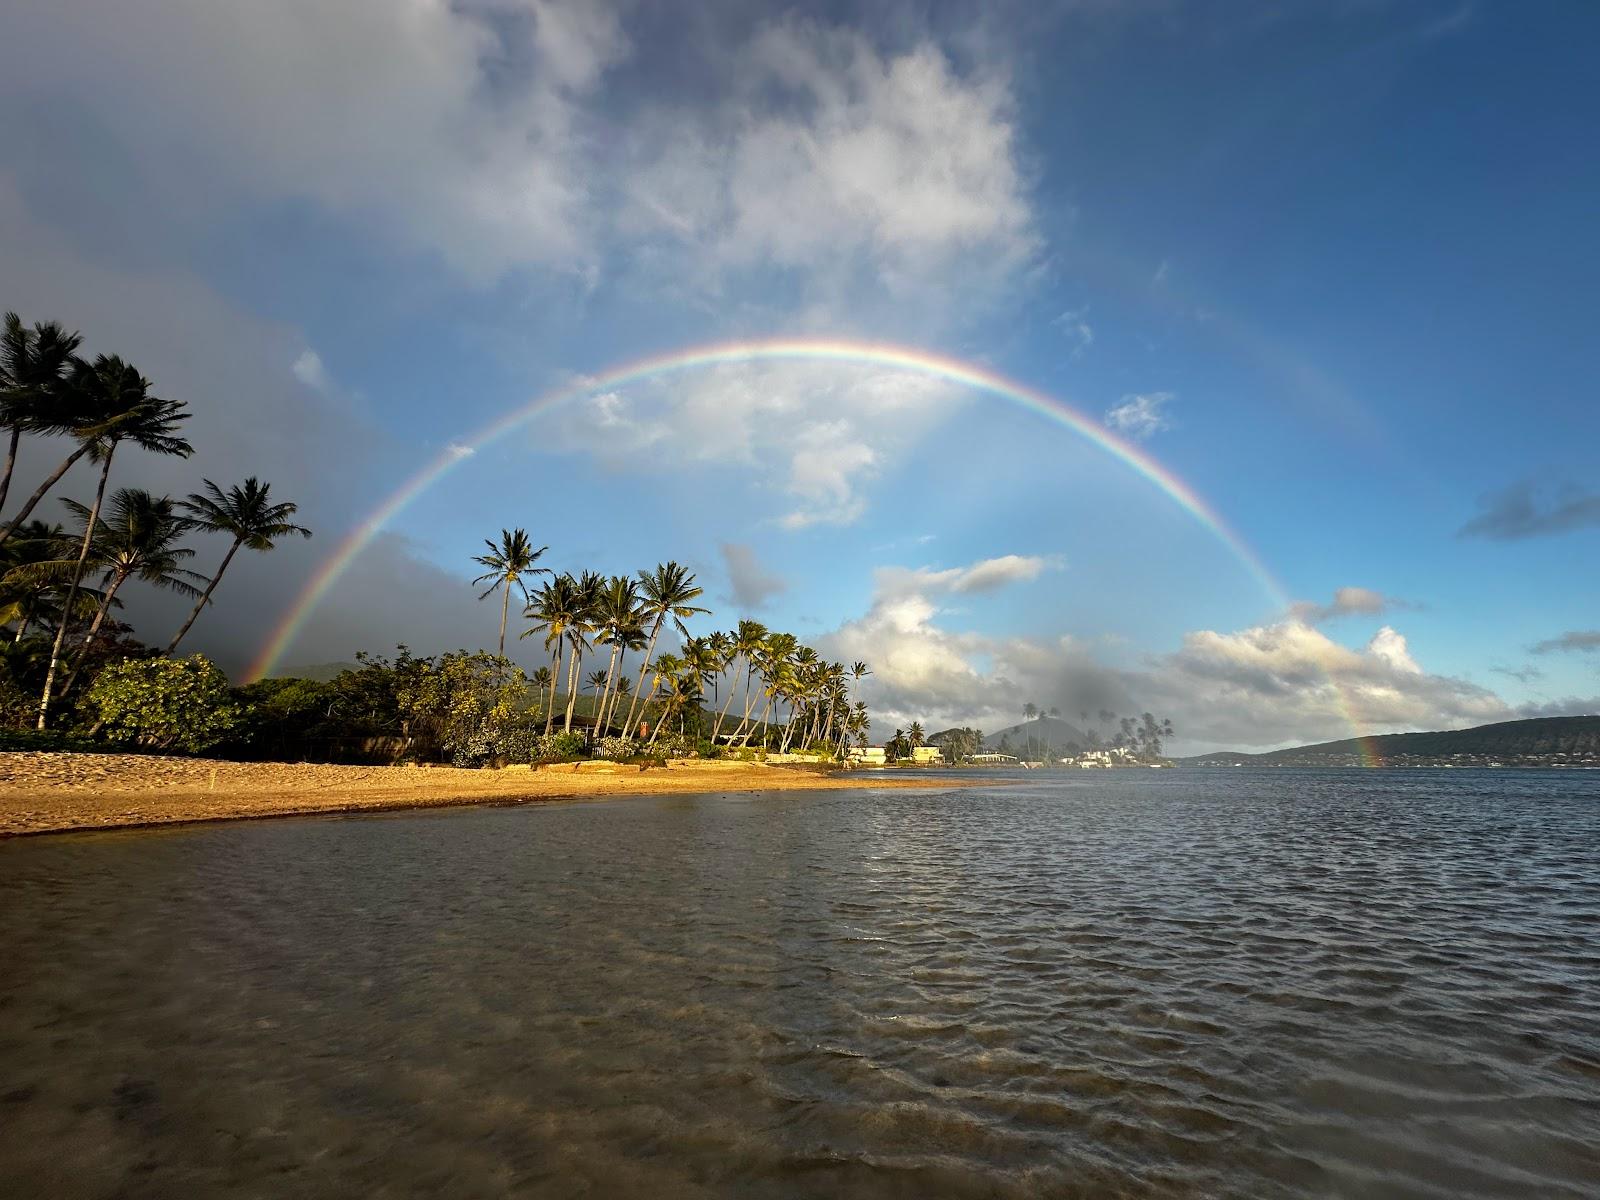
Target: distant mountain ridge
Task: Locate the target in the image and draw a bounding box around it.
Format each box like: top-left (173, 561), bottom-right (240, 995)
top-left (1181, 715), bottom-right (1600, 767)
top-left (274, 661), bottom-right (360, 683)
top-left (981, 716), bottom-right (1091, 752)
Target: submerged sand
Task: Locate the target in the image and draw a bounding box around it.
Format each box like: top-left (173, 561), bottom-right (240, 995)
top-left (0, 752), bottom-right (958, 837)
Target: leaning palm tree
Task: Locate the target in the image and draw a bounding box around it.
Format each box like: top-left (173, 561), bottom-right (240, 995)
top-left (0, 313), bottom-right (81, 518)
top-left (640, 652), bottom-right (686, 744)
top-left (622, 562), bottom-right (708, 738)
top-left (166, 477), bottom-right (311, 655)
top-left (721, 618), bottom-right (769, 743)
top-left (470, 528), bottom-right (549, 658)
top-left (38, 360), bottom-right (191, 728)
top-left (56, 490), bottom-right (205, 696)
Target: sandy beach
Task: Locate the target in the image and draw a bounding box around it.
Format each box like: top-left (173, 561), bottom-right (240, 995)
top-left (0, 752), bottom-right (964, 837)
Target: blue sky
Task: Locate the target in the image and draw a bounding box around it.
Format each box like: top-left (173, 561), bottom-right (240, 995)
top-left (1, 0), bottom-right (1594, 750)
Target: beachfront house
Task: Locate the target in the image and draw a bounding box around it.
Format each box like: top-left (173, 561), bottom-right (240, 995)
top-left (846, 746), bottom-right (888, 765)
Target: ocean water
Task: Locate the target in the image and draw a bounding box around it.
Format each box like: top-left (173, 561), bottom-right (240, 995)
top-left (2, 769), bottom-right (1597, 1197)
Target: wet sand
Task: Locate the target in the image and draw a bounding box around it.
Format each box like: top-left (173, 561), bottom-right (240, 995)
top-left (0, 752), bottom-right (962, 837)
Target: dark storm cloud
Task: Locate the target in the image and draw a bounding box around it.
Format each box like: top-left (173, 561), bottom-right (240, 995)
top-left (718, 542), bottom-right (787, 612)
top-left (1458, 482), bottom-right (1600, 540)
top-left (1530, 631), bottom-right (1600, 656)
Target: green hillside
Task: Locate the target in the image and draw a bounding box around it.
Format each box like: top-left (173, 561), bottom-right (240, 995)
top-left (1183, 715), bottom-right (1600, 767)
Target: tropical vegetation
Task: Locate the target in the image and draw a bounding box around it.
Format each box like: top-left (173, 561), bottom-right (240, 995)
top-left (0, 310), bottom-right (309, 746)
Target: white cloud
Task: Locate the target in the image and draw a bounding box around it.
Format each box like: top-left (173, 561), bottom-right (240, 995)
top-left (551, 359), bottom-right (965, 528)
top-left (621, 22), bottom-right (1035, 302)
top-left (1104, 392), bottom-right (1174, 440)
top-left (292, 349), bottom-right (330, 393)
top-left (445, 443), bottom-right (476, 461)
top-left (1053, 306), bottom-right (1094, 357)
top-left (815, 562), bottom-right (1513, 751)
top-left (876, 554), bottom-right (1057, 598)
top-left (2, 4), bottom-right (1033, 306)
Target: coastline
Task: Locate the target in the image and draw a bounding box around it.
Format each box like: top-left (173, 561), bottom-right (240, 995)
top-left (0, 752), bottom-right (973, 839)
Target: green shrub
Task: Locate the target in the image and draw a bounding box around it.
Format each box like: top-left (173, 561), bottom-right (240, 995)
top-left (531, 730), bottom-right (586, 763)
top-left (652, 732), bottom-right (693, 758)
top-left (86, 655), bottom-right (246, 754)
top-left (594, 735), bottom-right (638, 760)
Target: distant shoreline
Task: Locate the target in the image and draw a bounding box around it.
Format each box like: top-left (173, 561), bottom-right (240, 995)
top-left (0, 753), bottom-right (984, 839)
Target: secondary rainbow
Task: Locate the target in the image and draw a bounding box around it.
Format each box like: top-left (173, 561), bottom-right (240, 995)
top-left (244, 336), bottom-right (1379, 760)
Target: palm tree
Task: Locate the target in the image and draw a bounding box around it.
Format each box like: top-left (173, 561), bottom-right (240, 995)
top-left (591, 575), bottom-right (644, 736)
top-left (585, 668), bottom-right (609, 714)
top-left (470, 528), bottom-right (548, 658)
top-left (623, 562), bottom-right (708, 738)
top-left (57, 490), bottom-right (205, 695)
top-left (640, 652), bottom-right (684, 744)
top-left (1024, 702), bottom-right (1038, 722)
top-left (530, 666), bottom-right (554, 720)
top-left (523, 575), bottom-right (580, 735)
top-left (682, 636), bottom-right (721, 715)
top-left (651, 657), bottom-right (703, 745)
top-left (909, 721), bottom-right (925, 751)
top-left (38, 360), bottom-right (191, 728)
top-left (165, 477), bottom-right (312, 655)
top-left (743, 630), bottom-right (797, 747)
top-left (721, 618), bottom-right (768, 743)
top-left (560, 571), bottom-right (605, 734)
top-left (0, 521), bottom-right (89, 642)
top-left (0, 313), bottom-right (81, 518)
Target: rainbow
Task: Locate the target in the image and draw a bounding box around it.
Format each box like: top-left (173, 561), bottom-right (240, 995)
top-left (244, 336), bottom-right (1381, 761)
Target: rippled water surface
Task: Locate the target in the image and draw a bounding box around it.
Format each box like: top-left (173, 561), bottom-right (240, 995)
top-left (3, 770), bottom-right (1599, 1197)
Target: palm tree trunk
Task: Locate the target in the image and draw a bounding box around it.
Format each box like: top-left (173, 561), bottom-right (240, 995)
top-left (643, 681), bottom-right (664, 745)
top-left (165, 537), bottom-right (241, 655)
top-left (0, 425), bottom-right (20, 515)
top-left (563, 641), bottom-right (581, 734)
top-left (0, 443), bottom-right (92, 551)
top-left (733, 665), bottom-right (758, 743)
top-left (497, 583), bottom-right (510, 659)
top-left (61, 567), bottom-right (130, 698)
top-left (596, 642), bottom-right (622, 736)
top-left (38, 446), bottom-right (114, 728)
top-left (544, 646), bottom-right (559, 735)
top-left (711, 657), bottom-right (741, 741)
top-left (622, 616), bottom-right (664, 738)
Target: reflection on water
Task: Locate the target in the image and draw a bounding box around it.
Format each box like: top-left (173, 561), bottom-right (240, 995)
top-left (3, 770), bottom-right (1598, 1197)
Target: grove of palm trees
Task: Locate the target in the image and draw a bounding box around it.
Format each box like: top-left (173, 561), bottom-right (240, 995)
top-left (468, 537), bottom-right (876, 764)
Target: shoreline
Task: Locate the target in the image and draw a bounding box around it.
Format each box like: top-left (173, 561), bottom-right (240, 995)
top-left (0, 751), bottom-right (978, 839)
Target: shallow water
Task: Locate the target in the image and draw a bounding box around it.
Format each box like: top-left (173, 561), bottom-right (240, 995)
top-left (3, 769), bottom-right (1598, 1198)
